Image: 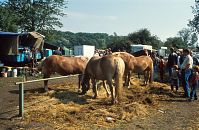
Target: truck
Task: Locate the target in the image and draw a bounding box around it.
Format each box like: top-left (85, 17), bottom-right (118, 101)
top-left (158, 47), bottom-right (168, 57)
top-left (74, 45), bottom-right (95, 58)
top-left (131, 44), bottom-right (153, 53)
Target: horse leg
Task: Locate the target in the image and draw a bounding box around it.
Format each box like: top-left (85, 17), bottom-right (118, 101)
top-left (124, 69), bottom-right (131, 88)
top-left (102, 80), bottom-right (110, 97)
top-left (107, 79), bottom-right (115, 104)
top-left (43, 74), bottom-right (50, 91)
top-left (91, 79), bottom-right (98, 99)
top-left (138, 73), bottom-right (140, 79)
top-left (143, 71), bottom-right (147, 85)
top-left (78, 74), bottom-right (82, 93)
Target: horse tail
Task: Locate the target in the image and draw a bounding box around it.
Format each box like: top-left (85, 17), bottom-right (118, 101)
top-left (149, 58), bottom-right (154, 83)
top-left (114, 57), bottom-right (125, 102)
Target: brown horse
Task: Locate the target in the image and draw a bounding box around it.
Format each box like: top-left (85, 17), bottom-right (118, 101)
top-left (112, 52), bottom-right (137, 87)
top-left (37, 55), bottom-right (89, 91)
top-left (80, 55), bottom-right (125, 104)
top-left (133, 56), bottom-right (154, 85)
top-left (112, 52), bottom-right (153, 86)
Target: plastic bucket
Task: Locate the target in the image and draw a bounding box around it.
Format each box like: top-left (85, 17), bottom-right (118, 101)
top-left (7, 68), bottom-right (12, 77)
top-left (12, 69), bottom-right (17, 77)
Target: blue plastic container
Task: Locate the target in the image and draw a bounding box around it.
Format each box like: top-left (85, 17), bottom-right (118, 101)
top-left (16, 54), bottom-right (21, 62)
top-left (36, 53), bottom-right (42, 59)
top-left (20, 53), bottom-right (25, 62)
top-left (46, 49), bottom-right (53, 57)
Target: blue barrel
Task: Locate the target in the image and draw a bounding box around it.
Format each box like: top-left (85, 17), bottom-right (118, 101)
top-left (21, 53), bottom-right (25, 62)
top-left (17, 54), bottom-right (21, 62)
top-left (46, 49), bottom-right (53, 57)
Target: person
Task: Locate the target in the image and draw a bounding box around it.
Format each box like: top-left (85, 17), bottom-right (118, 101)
top-left (53, 47), bottom-right (62, 56)
top-left (189, 65), bottom-right (199, 101)
top-left (24, 47), bottom-right (32, 62)
top-left (167, 47), bottom-right (178, 81)
top-left (31, 47), bottom-right (38, 68)
top-left (158, 56), bottom-right (165, 83)
top-left (170, 65), bottom-right (180, 92)
top-left (180, 49), bottom-right (193, 98)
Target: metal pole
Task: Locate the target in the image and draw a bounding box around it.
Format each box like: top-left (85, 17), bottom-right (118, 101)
top-left (19, 83), bottom-right (24, 117)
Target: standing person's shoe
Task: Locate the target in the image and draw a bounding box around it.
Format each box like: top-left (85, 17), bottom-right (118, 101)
top-left (188, 98), bottom-right (194, 102)
top-left (194, 97), bottom-right (198, 100)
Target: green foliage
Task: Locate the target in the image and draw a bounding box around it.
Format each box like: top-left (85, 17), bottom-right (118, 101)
top-left (128, 28), bottom-right (163, 49)
top-left (164, 37), bottom-right (187, 49)
top-left (107, 35), bottom-right (131, 52)
top-left (190, 1), bottom-right (199, 33)
top-left (41, 30), bottom-right (111, 49)
top-left (178, 28), bottom-right (198, 47)
top-left (0, 4), bottom-right (18, 32)
top-left (0, 0), bottom-right (67, 32)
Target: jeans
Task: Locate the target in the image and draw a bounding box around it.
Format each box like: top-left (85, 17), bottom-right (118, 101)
top-left (190, 81), bottom-right (198, 99)
top-left (168, 67), bottom-right (173, 81)
top-left (181, 69), bottom-right (192, 98)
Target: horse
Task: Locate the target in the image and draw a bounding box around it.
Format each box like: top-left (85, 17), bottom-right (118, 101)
top-left (132, 49), bottom-right (150, 79)
top-left (37, 55), bottom-right (89, 91)
top-left (133, 56), bottom-right (154, 85)
top-left (112, 52), bottom-right (153, 86)
top-left (111, 52), bottom-right (137, 87)
top-left (132, 49), bottom-right (149, 57)
top-left (80, 55), bottom-right (125, 104)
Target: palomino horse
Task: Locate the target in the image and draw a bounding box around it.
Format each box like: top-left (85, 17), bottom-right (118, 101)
top-left (112, 52), bottom-right (137, 87)
top-left (37, 55), bottom-right (88, 91)
top-left (80, 55), bottom-right (125, 104)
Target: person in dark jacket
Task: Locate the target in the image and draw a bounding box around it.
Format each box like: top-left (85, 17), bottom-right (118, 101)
top-left (167, 47), bottom-right (178, 81)
top-left (53, 47), bottom-right (62, 56)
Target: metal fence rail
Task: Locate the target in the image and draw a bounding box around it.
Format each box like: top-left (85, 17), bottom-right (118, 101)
top-left (15, 74), bottom-right (79, 117)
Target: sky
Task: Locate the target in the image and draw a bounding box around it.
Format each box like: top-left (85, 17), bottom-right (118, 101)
top-left (58, 0), bottom-right (195, 41)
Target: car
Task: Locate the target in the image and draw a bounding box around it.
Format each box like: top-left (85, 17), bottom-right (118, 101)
top-left (193, 56), bottom-right (199, 65)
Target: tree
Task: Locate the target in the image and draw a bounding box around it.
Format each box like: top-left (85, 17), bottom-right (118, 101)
top-left (128, 28), bottom-right (163, 49)
top-left (128, 28), bottom-right (151, 45)
top-left (0, 4), bottom-right (18, 32)
top-left (164, 37), bottom-right (187, 49)
top-left (178, 28), bottom-right (198, 47)
top-left (189, 1), bottom-right (199, 33)
top-left (0, 0), bottom-right (67, 32)
top-left (107, 36), bottom-right (131, 52)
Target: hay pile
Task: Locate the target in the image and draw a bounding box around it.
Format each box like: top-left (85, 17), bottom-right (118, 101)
top-left (18, 76), bottom-right (172, 129)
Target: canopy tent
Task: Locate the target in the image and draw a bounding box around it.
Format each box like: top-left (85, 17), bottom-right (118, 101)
top-left (0, 31), bottom-right (45, 56)
top-left (0, 32), bottom-right (20, 56)
top-left (20, 31), bottom-right (45, 51)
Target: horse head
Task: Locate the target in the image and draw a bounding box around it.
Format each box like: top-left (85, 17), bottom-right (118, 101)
top-left (79, 73), bottom-right (90, 95)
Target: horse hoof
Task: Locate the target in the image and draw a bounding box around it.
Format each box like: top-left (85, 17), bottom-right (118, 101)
top-left (44, 88), bottom-right (48, 92)
top-left (92, 95), bottom-right (97, 99)
top-left (79, 91), bottom-right (86, 95)
top-left (111, 100), bottom-right (118, 104)
top-left (77, 89), bottom-right (81, 93)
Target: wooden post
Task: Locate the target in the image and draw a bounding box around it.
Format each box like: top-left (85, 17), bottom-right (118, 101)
top-left (19, 83), bottom-right (24, 117)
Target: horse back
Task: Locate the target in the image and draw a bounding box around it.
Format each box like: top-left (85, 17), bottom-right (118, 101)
top-left (85, 55), bottom-right (125, 80)
top-left (41, 55), bottom-right (88, 75)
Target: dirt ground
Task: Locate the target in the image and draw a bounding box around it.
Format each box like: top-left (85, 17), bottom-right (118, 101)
top-left (0, 75), bottom-right (199, 130)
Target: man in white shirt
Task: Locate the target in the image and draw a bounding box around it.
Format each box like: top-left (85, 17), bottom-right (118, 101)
top-left (181, 49), bottom-right (193, 98)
